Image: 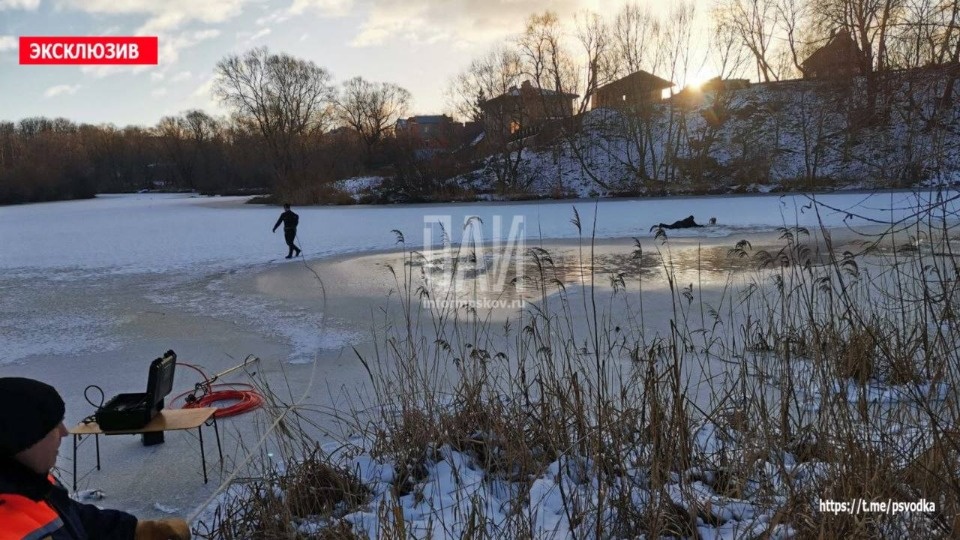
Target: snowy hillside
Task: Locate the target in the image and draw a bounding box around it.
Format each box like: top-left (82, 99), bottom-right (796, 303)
top-left (342, 70), bottom-right (960, 202)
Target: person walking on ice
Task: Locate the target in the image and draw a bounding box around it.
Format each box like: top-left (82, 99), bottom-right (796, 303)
top-left (272, 203), bottom-right (301, 259)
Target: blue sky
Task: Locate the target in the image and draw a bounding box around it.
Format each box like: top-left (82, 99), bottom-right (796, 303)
top-left (0, 0), bottom-right (696, 127)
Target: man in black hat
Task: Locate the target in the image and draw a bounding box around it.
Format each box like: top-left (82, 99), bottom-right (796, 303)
top-left (272, 203), bottom-right (302, 259)
top-left (0, 377), bottom-right (191, 539)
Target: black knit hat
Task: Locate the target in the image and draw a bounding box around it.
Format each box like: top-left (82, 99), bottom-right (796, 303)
top-left (0, 378), bottom-right (65, 456)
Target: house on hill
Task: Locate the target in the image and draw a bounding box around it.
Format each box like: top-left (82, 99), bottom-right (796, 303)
top-left (479, 80), bottom-right (578, 140)
top-left (699, 77), bottom-right (750, 93)
top-left (591, 70), bottom-right (674, 109)
top-left (801, 29), bottom-right (869, 79)
top-left (673, 77), bottom-right (750, 103)
top-left (395, 115), bottom-right (483, 154)
top-left (395, 115), bottom-right (456, 144)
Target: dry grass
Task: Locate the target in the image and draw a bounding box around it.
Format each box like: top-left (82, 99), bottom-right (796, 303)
top-left (280, 447), bottom-right (369, 517)
top-left (199, 191), bottom-right (960, 539)
top-left (197, 449), bottom-right (369, 539)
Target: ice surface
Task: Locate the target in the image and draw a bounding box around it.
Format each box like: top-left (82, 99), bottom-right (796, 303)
top-left (1, 190), bottom-right (953, 365)
top-left (1, 191), bottom-right (951, 277)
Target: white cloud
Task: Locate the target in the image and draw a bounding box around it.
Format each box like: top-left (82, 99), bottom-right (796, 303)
top-left (151, 87), bottom-right (168, 97)
top-left (191, 76), bottom-right (215, 99)
top-left (0, 0), bottom-right (40, 10)
top-left (44, 84), bottom-right (82, 98)
top-left (137, 12), bottom-right (188, 36)
top-left (56, 0), bottom-right (250, 33)
top-left (79, 28), bottom-right (219, 79)
top-left (185, 75), bottom-right (223, 114)
top-left (245, 27), bottom-right (272, 43)
top-left (154, 29), bottom-right (220, 73)
top-left (254, 11), bottom-right (283, 26)
top-left (53, 0), bottom-right (229, 81)
top-left (288, 0), bottom-right (352, 17)
top-left (191, 29), bottom-right (222, 41)
top-left (0, 36), bottom-right (16, 52)
top-left (256, 0), bottom-right (351, 27)
top-left (79, 65), bottom-right (124, 78)
top-left (165, 28), bottom-right (222, 57)
top-left (350, 0), bottom-right (584, 47)
top-left (171, 70), bottom-right (192, 82)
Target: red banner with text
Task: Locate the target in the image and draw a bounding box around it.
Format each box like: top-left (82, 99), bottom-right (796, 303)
top-left (19, 37), bottom-right (159, 65)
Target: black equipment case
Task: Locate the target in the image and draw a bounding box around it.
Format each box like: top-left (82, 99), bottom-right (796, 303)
top-left (95, 350), bottom-right (177, 431)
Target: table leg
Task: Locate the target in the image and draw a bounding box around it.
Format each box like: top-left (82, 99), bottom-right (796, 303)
top-left (72, 434), bottom-right (78, 492)
top-left (213, 416), bottom-right (223, 464)
top-left (95, 435), bottom-right (100, 471)
top-left (198, 425), bottom-right (207, 484)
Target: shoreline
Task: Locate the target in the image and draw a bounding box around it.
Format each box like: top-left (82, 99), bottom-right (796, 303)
top-left (0, 218), bottom-right (938, 522)
top-left (246, 183), bottom-right (954, 209)
top-left (2, 183), bottom-right (945, 211)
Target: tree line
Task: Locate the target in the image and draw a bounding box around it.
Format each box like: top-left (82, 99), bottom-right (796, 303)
top-left (3, 0), bottom-right (959, 205)
top-left (0, 47), bottom-right (444, 205)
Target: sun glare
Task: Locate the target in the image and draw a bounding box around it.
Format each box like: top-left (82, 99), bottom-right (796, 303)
top-left (684, 73), bottom-right (714, 91)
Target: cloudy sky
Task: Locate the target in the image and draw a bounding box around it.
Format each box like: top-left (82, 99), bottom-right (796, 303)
top-left (0, 0), bottom-right (699, 127)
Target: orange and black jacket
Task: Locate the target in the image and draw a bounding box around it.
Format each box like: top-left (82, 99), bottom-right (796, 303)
top-left (0, 458), bottom-right (137, 539)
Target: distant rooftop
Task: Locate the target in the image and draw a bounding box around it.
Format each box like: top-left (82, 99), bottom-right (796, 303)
top-left (408, 115), bottom-right (449, 124)
top-left (597, 70), bottom-right (674, 92)
top-left (484, 80), bottom-right (579, 105)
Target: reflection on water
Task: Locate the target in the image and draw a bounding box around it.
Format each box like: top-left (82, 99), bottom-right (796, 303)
top-left (542, 246), bottom-right (761, 290)
top-left (401, 241), bottom-right (844, 309)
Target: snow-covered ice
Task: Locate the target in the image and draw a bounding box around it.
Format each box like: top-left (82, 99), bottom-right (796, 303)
top-left (2, 190), bottom-right (956, 534)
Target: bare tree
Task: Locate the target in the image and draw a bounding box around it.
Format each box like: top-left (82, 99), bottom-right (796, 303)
top-left (575, 11), bottom-right (618, 115)
top-left (777, 0), bottom-right (812, 76)
top-left (336, 77), bottom-right (411, 159)
top-left (514, 10), bottom-right (619, 192)
top-left (156, 110), bottom-right (222, 190)
top-left (938, 0), bottom-right (960, 65)
top-left (612, 3), bottom-right (662, 77)
top-left (874, 0), bottom-right (903, 72)
top-left (214, 47), bottom-right (335, 183)
top-left (712, 14), bottom-right (751, 78)
top-left (448, 46), bottom-right (531, 193)
top-left (516, 12), bottom-right (581, 100)
top-left (660, 2), bottom-right (700, 182)
top-left (447, 47), bottom-right (523, 123)
top-left (717, 0), bottom-right (782, 82)
top-left (810, 0), bottom-right (904, 73)
top-left (597, 3), bottom-right (669, 187)
top-left (891, 0), bottom-right (941, 68)
top-left (793, 86), bottom-right (832, 181)
top-left (181, 110), bottom-right (220, 144)
top-left (0, 121), bottom-right (18, 169)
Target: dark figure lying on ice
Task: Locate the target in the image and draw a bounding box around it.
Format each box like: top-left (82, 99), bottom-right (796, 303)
top-left (650, 215), bottom-right (714, 232)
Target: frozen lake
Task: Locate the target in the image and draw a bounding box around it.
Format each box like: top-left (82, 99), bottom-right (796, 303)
top-left (0, 190), bottom-right (955, 364)
top-left (0, 189), bottom-right (956, 522)
top-left (0, 190), bottom-right (948, 277)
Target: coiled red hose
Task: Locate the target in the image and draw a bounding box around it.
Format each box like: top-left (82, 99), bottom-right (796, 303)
top-left (172, 363), bottom-right (264, 418)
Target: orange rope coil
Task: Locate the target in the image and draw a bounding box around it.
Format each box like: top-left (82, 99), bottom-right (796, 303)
top-left (173, 363), bottom-right (263, 418)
